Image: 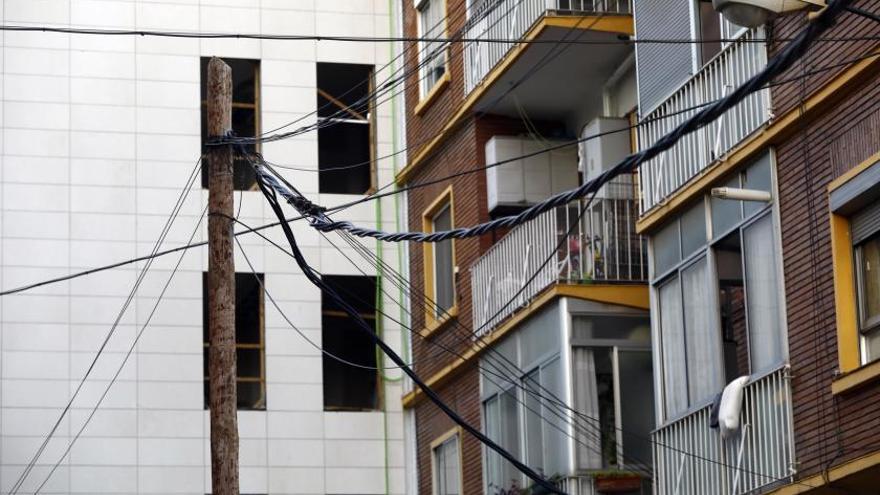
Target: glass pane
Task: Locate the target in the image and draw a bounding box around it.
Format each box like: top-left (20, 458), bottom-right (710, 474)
top-left (658, 278), bottom-right (687, 418)
top-left (682, 257), bottom-right (724, 406)
top-left (572, 347), bottom-right (602, 470)
top-left (445, 439), bottom-right (460, 495)
top-left (743, 153), bottom-right (773, 217)
top-left (483, 398), bottom-right (502, 490)
top-left (680, 201), bottom-right (707, 258)
top-left (572, 315), bottom-right (651, 343)
top-left (652, 219), bottom-right (680, 276)
top-left (499, 389), bottom-right (521, 490)
top-left (520, 306), bottom-right (561, 369)
top-left (541, 358), bottom-right (567, 477)
top-left (617, 350), bottom-right (655, 470)
top-left (433, 205), bottom-right (455, 315)
top-left (866, 329), bottom-right (880, 363)
top-left (743, 214), bottom-right (785, 372)
top-left (859, 236), bottom-right (880, 329)
top-left (593, 348), bottom-right (618, 468)
top-left (699, 3), bottom-right (722, 65)
top-left (711, 175), bottom-right (742, 239)
top-left (523, 370), bottom-right (544, 473)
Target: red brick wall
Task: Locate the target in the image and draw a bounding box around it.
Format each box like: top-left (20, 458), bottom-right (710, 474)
top-left (772, 9), bottom-right (880, 479)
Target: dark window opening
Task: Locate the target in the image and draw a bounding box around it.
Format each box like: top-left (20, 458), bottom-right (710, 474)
top-left (200, 57), bottom-right (260, 191)
top-left (321, 275), bottom-right (380, 411)
top-left (316, 62), bottom-right (374, 195)
top-left (715, 231), bottom-right (749, 384)
top-left (203, 272), bottom-right (266, 410)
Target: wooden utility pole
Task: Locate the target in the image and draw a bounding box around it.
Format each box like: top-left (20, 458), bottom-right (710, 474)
top-left (206, 56), bottom-right (239, 495)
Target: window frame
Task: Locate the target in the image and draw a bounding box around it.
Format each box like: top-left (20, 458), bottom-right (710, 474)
top-left (202, 272), bottom-right (266, 411)
top-left (421, 186), bottom-right (458, 335)
top-left (199, 57), bottom-right (261, 191)
top-left (414, 0), bottom-right (451, 113)
top-left (650, 153), bottom-right (786, 423)
top-left (316, 62), bottom-right (378, 195)
top-left (430, 427), bottom-right (463, 495)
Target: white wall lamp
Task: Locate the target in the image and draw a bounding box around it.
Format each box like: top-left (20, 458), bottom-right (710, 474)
top-left (711, 187), bottom-right (773, 202)
top-left (711, 0), bottom-right (825, 28)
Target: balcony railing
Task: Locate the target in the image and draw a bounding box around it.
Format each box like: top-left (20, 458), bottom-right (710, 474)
top-left (638, 28), bottom-right (771, 214)
top-left (463, 0), bottom-right (631, 95)
top-left (471, 183), bottom-right (646, 337)
top-left (652, 366), bottom-right (795, 495)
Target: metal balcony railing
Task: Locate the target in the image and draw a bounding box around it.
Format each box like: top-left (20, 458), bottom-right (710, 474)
top-left (463, 0), bottom-right (631, 95)
top-left (471, 180), bottom-right (646, 337)
top-left (652, 366), bottom-right (795, 495)
top-left (638, 28), bottom-right (771, 214)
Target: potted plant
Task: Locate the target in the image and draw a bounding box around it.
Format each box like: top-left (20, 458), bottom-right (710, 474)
top-left (592, 470), bottom-right (643, 493)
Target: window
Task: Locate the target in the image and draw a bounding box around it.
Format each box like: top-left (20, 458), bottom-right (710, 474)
top-left (423, 188), bottom-right (456, 329)
top-left (697, 1), bottom-right (722, 66)
top-left (480, 304), bottom-right (569, 491)
top-left (571, 316), bottom-right (654, 471)
top-left (203, 272), bottom-right (265, 410)
top-left (651, 152), bottom-right (784, 420)
top-left (431, 429), bottom-right (462, 495)
top-left (316, 63), bottom-right (375, 195)
top-left (417, 0), bottom-right (448, 98)
top-left (856, 235), bottom-right (880, 360)
top-left (321, 275), bottom-right (380, 411)
top-left (200, 58), bottom-right (260, 191)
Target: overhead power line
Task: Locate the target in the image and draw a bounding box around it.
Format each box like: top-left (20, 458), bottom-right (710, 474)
top-left (2, 43), bottom-right (877, 298)
top-left (262, 0), bottom-right (858, 244)
top-left (5, 23), bottom-right (878, 44)
top-left (253, 170), bottom-right (567, 494)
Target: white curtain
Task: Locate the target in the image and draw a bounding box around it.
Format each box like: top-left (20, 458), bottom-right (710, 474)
top-left (682, 257), bottom-right (724, 406)
top-left (659, 277), bottom-right (688, 418)
top-left (573, 347), bottom-right (603, 470)
top-left (743, 213), bottom-right (785, 372)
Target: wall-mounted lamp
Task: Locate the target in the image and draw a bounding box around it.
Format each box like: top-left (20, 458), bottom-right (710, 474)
top-left (711, 187), bottom-right (772, 202)
top-left (711, 0), bottom-right (825, 28)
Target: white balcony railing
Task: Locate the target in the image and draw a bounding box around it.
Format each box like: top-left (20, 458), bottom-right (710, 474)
top-left (463, 0), bottom-right (631, 95)
top-left (638, 28), bottom-right (771, 213)
top-left (652, 366), bottom-right (795, 495)
top-left (471, 182), bottom-right (646, 337)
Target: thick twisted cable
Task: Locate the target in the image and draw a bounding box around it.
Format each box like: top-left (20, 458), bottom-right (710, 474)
top-left (268, 0), bottom-right (850, 243)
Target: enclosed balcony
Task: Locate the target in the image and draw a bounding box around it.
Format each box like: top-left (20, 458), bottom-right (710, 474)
top-left (637, 28), bottom-right (771, 213)
top-left (462, 0), bottom-right (632, 123)
top-left (652, 366), bottom-right (795, 495)
top-left (471, 176), bottom-right (647, 337)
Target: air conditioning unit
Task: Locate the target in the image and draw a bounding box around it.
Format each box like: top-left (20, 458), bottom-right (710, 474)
top-left (579, 117), bottom-right (633, 199)
top-left (485, 135), bottom-right (578, 215)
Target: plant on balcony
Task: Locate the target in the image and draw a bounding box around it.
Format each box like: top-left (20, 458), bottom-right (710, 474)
top-left (592, 469), bottom-right (643, 493)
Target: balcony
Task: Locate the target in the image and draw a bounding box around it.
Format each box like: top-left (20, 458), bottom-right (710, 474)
top-left (638, 28), bottom-right (771, 214)
top-left (471, 179), bottom-right (646, 337)
top-left (461, 0), bottom-right (632, 121)
top-left (652, 366), bottom-right (795, 495)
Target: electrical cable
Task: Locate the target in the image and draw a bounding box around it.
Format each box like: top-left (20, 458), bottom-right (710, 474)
top-left (253, 170), bottom-right (566, 494)
top-left (11, 159), bottom-right (205, 493)
top-left (30, 205), bottom-right (208, 495)
top-left (265, 0), bottom-right (858, 243)
top-left (2, 23), bottom-right (875, 45)
top-left (6, 157), bottom-right (204, 495)
top-left (3, 41), bottom-right (878, 299)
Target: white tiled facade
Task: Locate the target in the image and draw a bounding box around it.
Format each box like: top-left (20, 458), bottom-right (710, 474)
top-left (0, 1), bottom-right (408, 493)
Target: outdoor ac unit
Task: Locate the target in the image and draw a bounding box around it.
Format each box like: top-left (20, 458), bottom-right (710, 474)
top-left (579, 117), bottom-right (633, 199)
top-left (485, 135), bottom-right (578, 214)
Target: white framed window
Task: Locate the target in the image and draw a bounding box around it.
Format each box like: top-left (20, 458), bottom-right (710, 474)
top-left (651, 152), bottom-right (786, 421)
top-left (856, 232), bottom-right (880, 362)
top-left (431, 429), bottom-right (462, 495)
top-left (416, 0), bottom-right (448, 98)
